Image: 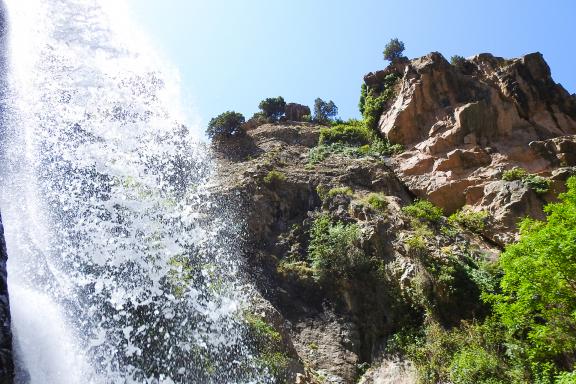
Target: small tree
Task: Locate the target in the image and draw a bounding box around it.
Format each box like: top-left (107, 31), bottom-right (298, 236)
top-left (313, 98), bottom-right (338, 124)
top-left (383, 38), bottom-right (405, 63)
top-left (258, 96), bottom-right (286, 122)
top-left (206, 111), bottom-right (245, 140)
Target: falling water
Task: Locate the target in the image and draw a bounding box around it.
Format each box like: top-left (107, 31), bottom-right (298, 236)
top-left (0, 0), bottom-right (265, 382)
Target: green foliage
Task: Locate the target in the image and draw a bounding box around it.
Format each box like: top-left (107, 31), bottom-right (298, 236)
top-left (245, 313), bottom-right (282, 344)
top-left (556, 371), bottom-right (576, 384)
top-left (502, 167), bottom-right (529, 181)
top-left (489, 176), bottom-right (576, 375)
top-left (402, 200), bottom-right (444, 223)
top-left (258, 96), bottom-right (286, 122)
top-left (449, 208), bottom-right (489, 233)
top-left (383, 38), bottom-right (406, 62)
top-left (319, 123), bottom-right (374, 146)
top-left (362, 73), bottom-right (400, 131)
top-left (206, 111), bottom-right (245, 139)
top-left (449, 346), bottom-right (504, 384)
top-left (524, 174), bottom-right (552, 194)
top-left (405, 222), bottom-right (432, 254)
top-left (450, 55), bottom-right (467, 67)
top-left (368, 138), bottom-right (404, 156)
top-left (359, 83), bottom-right (368, 115)
top-left (263, 170), bottom-right (286, 186)
top-left (308, 214), bottom-right (366, 281)
top-left (327, 187), bottom-right (353, 198)
top-left (258, 352), bottom-right (291, 379)
top-left (366, 193), bottom-right (388, 211)
top-left (404, 320), bottom-right (520, 384)
top-left (502, 167), bottom-right (551, 194)
top-left (245, 313), bottom-right (292, 382)
top-left (307, 139), bottom-right (402, 166)
top-left (313, 98), bottom-right (338, 124)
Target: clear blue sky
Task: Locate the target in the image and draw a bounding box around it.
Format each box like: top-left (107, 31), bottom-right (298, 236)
top-left (128, 0), bottom-right (576, 127)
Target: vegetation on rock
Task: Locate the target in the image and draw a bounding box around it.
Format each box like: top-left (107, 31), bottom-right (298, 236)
top-left (313, 98), bottom-right (338, 124)
top-left (206, 110), bottom-right (245, 139)
top-left (502, 167), bottom-right (551, 194)
top-left (383, 38), bottom-right (406, 63)
top-left (259, 96), bottom-right (287, 122)
top-left (402, 199), bottom-right (444, 223)
top-left (361, 73), bottom-right (400, 131)
top-left (448, 208), bottom-right (489, 233)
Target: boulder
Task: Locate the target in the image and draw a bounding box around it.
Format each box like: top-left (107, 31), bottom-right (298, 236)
top-left (285, 103), bottom-right (311, 122)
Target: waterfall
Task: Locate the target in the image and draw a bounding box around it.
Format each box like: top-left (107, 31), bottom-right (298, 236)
top-left (0, 0), bottom-right (265, 382)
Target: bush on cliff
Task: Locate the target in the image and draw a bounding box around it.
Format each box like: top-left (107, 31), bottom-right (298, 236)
top-left (308, 214), bottom-right (366, 282)
top-left (206, 111), bottom-right (245, 139)
top-left (318, 122), bottom-right (374, 146)
top-left (502, 167), bottom-right (551, 194)
top-left (383, 38), bottom-right (406, 63)
top-left (313, 98), bottom-right (338, 124)
top-left (400, 177), bottom-right (576, 383)
top-left (362, 73), bottom-right (400, 131)
top-left (488, 176), bottom-right (576, 380)
top-left (258, 96), bottom-right (286, 122)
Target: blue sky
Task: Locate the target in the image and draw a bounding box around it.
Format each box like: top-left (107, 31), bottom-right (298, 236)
top-left (128, 0), bottom-right (576, 126)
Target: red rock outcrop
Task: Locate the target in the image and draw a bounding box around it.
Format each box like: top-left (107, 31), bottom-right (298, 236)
top-left (370, 52), bottom-right (576, 243)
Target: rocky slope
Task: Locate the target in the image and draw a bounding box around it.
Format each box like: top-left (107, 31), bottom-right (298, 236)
top-left (212, 52), bottom-right (576, 383)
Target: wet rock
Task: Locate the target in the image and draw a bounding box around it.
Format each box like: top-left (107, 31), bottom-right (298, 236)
top-left (0, 214), bottom-right (13, 384)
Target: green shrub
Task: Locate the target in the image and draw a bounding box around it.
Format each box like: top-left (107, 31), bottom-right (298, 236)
top-left (307, 140), bottom-right (401, 166)
top-left (556, 370), bottom-right (576, 384)
top-left (276, 260), bottom-right (315, 282)
top-left (259, 96), bottom-right (286, 122)
top-left (245, 313), bottom-right (282, 344)
top-left (313, 98), bottom-right (338, 124)
top-left (489, 176), bottom-right (576, 377)
top-left (524, 174), bottom-right (551, 194)
top-left (206, 111), bottom-right (245, 139)
top-left (366, 193), bottom-right (388, 211)
top-left (362, 73), bottom-right (400, 131)
top-left (502, 167), bottom-right (529, 181)
top-left (383, 38), bottom-right (406, 62)
top-left (450, 55), bottom-right (467, 67)
top-left (359, 83), bottom-right (368, 115)
top-left (405, 221), bottom-right (433, 254)
top-left (263, 170), bottom-right (286, 186)
top-left (449, 346), bottom-right (504, 384)
top-left (402, 200), bottom-right (444, 223)
top-left (319, 123), bottom-right (374, 146)
top-left (502, 167), bottom-right (551, 194)
top-left (449, 208), bottom-right (489, 233)
top-left (369, 139), bottom-right (403, 156)
top-left (327, 187), bottom-right (353, 198)
top-left (308, 214), bottom-right (365, 281)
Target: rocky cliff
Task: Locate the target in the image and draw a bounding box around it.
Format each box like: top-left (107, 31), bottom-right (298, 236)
top-left (374, 52), bottom-right (576, 244)
top-left (212, 52), bottom-right (576, 383)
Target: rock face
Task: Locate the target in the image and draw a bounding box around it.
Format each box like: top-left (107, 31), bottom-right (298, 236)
top-left (0, 214), bottom-right (13, 384)
top-left (369, 52), bottom-right (576, 243)
top-left (213, 123), bottom-right (498, 383)
top-left (213, 52), bottom-right (576, 383)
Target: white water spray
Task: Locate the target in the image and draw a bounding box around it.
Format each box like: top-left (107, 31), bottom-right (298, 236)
top-left (0, 1), bottom-right (265, 382)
